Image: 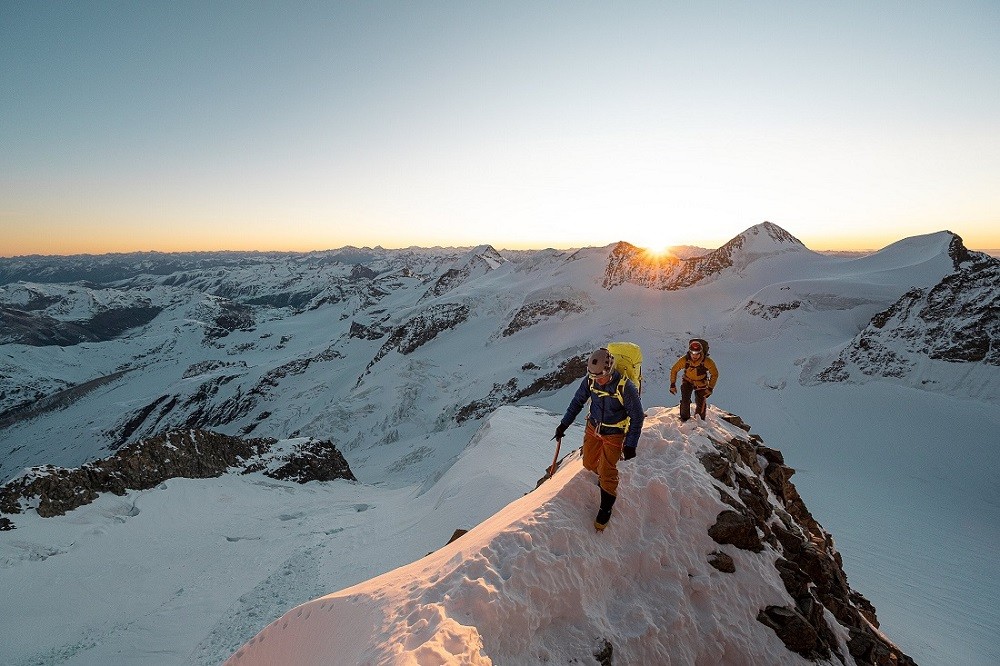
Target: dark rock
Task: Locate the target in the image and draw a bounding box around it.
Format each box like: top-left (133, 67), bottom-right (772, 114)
top-left (708, 551), bottom-right (735, 573)
top-left (0, 370), bottom-right (131, 432)
top-left (349, 320), bottom-right (389, 340)
top-left (701, 428), bottom-right (915, 665)
top-left (502, 299), bottom-right (585, 337)
top-left (757, 606), bottom-right (828, 660)
top-left (850, 590), bottom-right (880, 628)
top-left (367, 303), bottom-right (470, 371)
top-left (0, 430), bottom-right (355, 524)
top-left (455, 353), bottom-right (589, 425)
top-left (593, 638), bottom-right (614, 666)
top-left (264, 439), bottom-right (357, 483)
top-left (699, 451), bottom-right (731, 482)
top-left (205, 301), bottom-right (255, 340)
top-left (455, 379), bottom-right (518, 425)
top-left (0, 516), bottom-right (15, 530)
top-left (707, 509), bottom-right (763, 552)
top-left (775, 558), bottom-right (811, 599)
top-left (745, 299), bottom-right (802, 320)
top-left (349, 264), bottom-right (378, 280)
top-left (848, 627), bottom-right (916, 666)
top-left (755, 445), bottom-right (784, 466)
top-left (716, 488), bottom-right (744, 512)
top-left (0, 305), bottom-right (161, 347)
top-left (514, 354), bottom-right (589, 399)
top-left (735, 473), bottom-right (772, 523)
top-left (718, 412), bottom-right (752, 432)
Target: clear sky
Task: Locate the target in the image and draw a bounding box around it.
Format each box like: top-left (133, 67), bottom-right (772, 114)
top-left (2, 1), bottom-right (999, 256)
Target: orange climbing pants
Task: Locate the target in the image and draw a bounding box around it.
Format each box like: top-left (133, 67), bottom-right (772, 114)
top-left (582, 420), bottom-right (624, 496)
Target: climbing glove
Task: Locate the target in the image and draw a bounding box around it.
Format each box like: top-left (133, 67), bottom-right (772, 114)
top-left (623, 447), bottom-right (636, 460)
top-left (554, 423), bottom-right (568, 440)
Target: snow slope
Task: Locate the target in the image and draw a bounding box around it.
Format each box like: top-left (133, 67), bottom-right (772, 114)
top-left (227, 407), bottom-right (866, 666)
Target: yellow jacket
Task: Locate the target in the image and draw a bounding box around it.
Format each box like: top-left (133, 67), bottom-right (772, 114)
top-left (670, 354), bottom-right (719, 391)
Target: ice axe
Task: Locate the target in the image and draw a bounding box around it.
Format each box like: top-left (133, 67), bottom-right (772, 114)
top-left (548, 435), bottom-right (562, 478)
top-left (535, 435), bottom-right (562, 488)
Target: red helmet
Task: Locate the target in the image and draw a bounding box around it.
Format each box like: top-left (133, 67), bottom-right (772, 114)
top-left (689, 341), bottom-right (703, 353)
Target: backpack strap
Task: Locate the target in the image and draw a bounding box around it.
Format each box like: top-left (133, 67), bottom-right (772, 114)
top-left (588, 374), bottom-right (627, 403)
top-left (587, 375), bottom-right (630, 430)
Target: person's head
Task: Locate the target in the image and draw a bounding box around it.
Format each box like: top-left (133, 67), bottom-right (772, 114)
top-left (688, 340), bottom-right (703, 359)
top-left (587, 347), bottom-right (615, 385)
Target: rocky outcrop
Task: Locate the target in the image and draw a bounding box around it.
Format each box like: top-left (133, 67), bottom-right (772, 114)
top-left (0, 430), bottom-right (355, 526)
top-left (0, 304), bottom-right (162, 346)
top-left (366, 303), bottom-right (471, 372)
top-left (813, 235), bottom-right (1000, 386)
top-left (349, 319), bottom-right (389, 340)
top-left (455, 354), bottom-right (589, 424)
top-left (745, 299), bottom-right (802, 320)
top-left (502, 299), bottom-right (585, 336)
top-left (701, 413), bottom-right (915, 665)
top-left (205, 300), bottom-right (256, 340)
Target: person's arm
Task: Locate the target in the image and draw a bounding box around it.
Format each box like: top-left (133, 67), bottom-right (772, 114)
top-left (706, 358), bottom-right (719, 390)
top-left (669, 356), bottom-right (685, 387)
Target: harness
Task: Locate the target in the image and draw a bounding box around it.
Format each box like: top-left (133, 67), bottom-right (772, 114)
top-left (684, 355), bottom-right (710, 388)
top-left (587, 374), bottom-right (630, 432)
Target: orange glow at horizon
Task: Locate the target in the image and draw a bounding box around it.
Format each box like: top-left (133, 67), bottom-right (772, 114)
top-left (3, 212), bottom-right (999, 258)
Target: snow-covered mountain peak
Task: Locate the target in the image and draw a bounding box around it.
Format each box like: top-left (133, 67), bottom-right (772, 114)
top-left (467, 244), bottom-right (506, 269)
top-left (419, 244), bottom-right (508, 301)
top-left (718, 221), bottom-right (808, 260)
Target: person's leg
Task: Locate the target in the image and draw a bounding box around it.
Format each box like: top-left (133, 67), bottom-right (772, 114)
top-left (695, 388), bottom-right (707, 419)
top-left (595, 433), bottom-right (623, 529)
top-left (582, 422), bottom-right (601, 473)
top-left (680, 381), bottom-right (693, 421)
top-left (596, 435), bottom-right (624, 497)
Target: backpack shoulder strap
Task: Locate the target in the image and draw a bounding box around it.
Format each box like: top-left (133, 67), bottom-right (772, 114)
top-left (588, 374), bottom-right (628, 405)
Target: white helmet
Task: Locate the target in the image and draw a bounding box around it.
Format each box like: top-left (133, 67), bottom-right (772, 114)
top-left (587, 348), bottom-right (615, 377)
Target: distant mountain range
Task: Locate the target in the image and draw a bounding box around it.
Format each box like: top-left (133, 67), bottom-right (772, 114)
top-left (1, 222), bottom-right (997, 665)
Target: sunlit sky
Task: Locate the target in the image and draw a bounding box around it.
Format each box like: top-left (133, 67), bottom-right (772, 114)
top-left (2, 2), bottom-right (999, 257)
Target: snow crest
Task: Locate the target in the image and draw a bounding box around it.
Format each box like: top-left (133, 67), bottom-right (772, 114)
top-left (226, 407), bottom-right (892, 665)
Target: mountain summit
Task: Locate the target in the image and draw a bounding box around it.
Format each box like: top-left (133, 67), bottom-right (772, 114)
top-left (730, 221), bottom-right (807, 253)
top-left (226, 407), bottom-right (913, 665)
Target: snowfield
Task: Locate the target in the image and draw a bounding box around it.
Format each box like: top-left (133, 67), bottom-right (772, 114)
top-left (227, 407), bottom-right (866, 666)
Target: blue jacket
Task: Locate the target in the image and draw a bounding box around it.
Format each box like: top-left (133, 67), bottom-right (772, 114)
top-left (560, 371), bottom-right (644, 449)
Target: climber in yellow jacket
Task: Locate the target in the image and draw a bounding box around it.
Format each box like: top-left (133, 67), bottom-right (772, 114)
top-left (669, 339), bottom-right (718, 422)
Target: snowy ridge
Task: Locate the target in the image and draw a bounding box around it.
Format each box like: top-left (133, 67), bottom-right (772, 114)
top-left (226, 406), bottom-right (909, 665)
